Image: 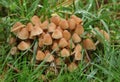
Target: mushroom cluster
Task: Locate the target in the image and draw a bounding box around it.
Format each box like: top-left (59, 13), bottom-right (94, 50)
top-left (10, 15), bottom-right (110, 72)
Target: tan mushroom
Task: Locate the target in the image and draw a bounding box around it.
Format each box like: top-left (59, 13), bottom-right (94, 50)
top-left (60, 48), bottom-right (70, 57)
top-left (71, 15), bottom-right (82, 24)
top-left (68, 62), bottom-right (77, 72)
top-left (100, 30), bottom-right (110, 41)
top-left (75, 24), bottom-right (84, 35)
top-left (67, 40), bottom-right (75, 49)
top-left (83, 38), bottom-right (96, 50)
top-left (43, 33), bottom-right (53, 45)
top-left (38, 38), bottom-right (44, 47)
top-left (26, 22), bottom-right (33, 31)
top-left (40, 20), bottom-right (49, 30)
top-left (68, 18), bottom-right (76, 30)
top-left (48, 22), bottom-right (56, 33)
top-left (45, 51), bottom-right (54, 62)
top-left (72, 33), bottom-right (81, 43)
top-left (36, 50), bottom-right (46, 61)
top-left (17, 41), bottom-right (30, 51)
top-left (17, 28), bottom-right (29, 40)
top-left (59, 38), bottom-right (68, 48)
top-left (74, 44), bottom-right (82, 52)
top-left (55, 58), bottom-right (63, 65)
top-left (9, 37), bottom-right (16, 45)
top-left (52, 29), bottom-right (63, 39)
top-left (52, 42), bottom-right (59, 52)
top-left (10, 46), bottom-right (17, 55)
top-left (63, 30), bottom-right (71, 40)
top-left (59, 19), bottom-right (69, 29)
top-left (31, 15), bottom-right (41, 26)
top-left (74, 51), bottom-right (82, 60)
top-left (50, 15), bottom-right (61, 25)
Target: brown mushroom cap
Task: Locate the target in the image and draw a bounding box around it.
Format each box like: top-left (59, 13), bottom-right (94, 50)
top-left (36, 50), bottom-right (46, 61)
top-left (52, 29), bottom-right (63, 39)
top-left (59, 19), bottom-right (69, 29)
top-left (31, 15), bottom-right (41, 26)
top-left (100, 30), bottom-right (110, 41)
top-left (68, 62), bottom-right (77, 72)
top-left (9, 37), bottom-right (16, 45)
top-left (52, 42), bottom-right (59, 51)
top-left (40, 20), bottom-right (49, 30)
top-left (10, 47), bottom-right (17, 55)
top-left (48, 22), bottom-right (56, 33)
top-left (17, 28), bottom-right (29, 40)
top-left (67, 40), bottom-right (75, 49)
top-left (43, 33), bottom-right (53, 45)
top-left (74, 51), bottom-right (82, 60)
top-left (55, 58), bottom-right (63, 65)
top-left (50, 15), bottom-right (61, 25)
top-left (83, 38), bottom-right (96, 50)
top-left (74, 44), bottom-right (82, 52)
top-left (72, 33), bottom-right (81, 43)
top-left (68, 18), bottom-right (76, 30)
top-left (63, 30), bottom-right (71, 40)
top-left (30, 25), bottom-right (43, 37)
top-left (71, 15), bottom-right (82, 24)
top-left (60, 48), bottom-right (70, 57)
top-left (45, 51), bottom-right (54, 62)
top-left (59, 38), bottom-right (68, 48)
top-left (75, 24), bottom-right (84, 35)
top-left (17, 41), bottom-right (30, 51)
top-left (38, 38), bottom-right (44, 47)
top-left (26, 22), bottom-right (34, 31)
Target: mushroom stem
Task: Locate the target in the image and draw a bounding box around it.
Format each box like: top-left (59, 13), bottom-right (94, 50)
top-left (84, 49), bottom-right (91, 62)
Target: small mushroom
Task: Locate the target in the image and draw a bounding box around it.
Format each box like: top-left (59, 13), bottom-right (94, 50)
top-left (83, 38), bottom-right (96, 50)
top-left (74, 44), bottom-right (82, 52)
top-left (72, 33), bottom-right (81, 43)
top-left (55, 58), bottom-right (63, 65)
top-left (75, 24), bottom-right (84, 35)
top-left (48, 22), bottom-right (56, 33)
top-left (26, 22), bottom-right (34, 31)
top-left (59, 19), bottom-right (69, 29)
top-left (71, 15), bottom-right (82, 24)
top-left (68, 18), bottom-right (76, 30)
top-left (36, 50), bottom-right (46, 61)
top-left (10, 47), bottom-right (17, 55)
top-left (59, 38), bottom-right (68, 48)
top-left (68, 62), bottom-right (77, 72)
top-left (40, 20), bottom-right (49, 30)
top-left (9, 37), bottom-right (16, 45)
top-left (31, 15), bottom-right (41, 26)
top-left (67, 40), bottom-right (75, 49)
top-left (45, 51), bottom-right (54, 62)
top-left (38, 38), bottom-right (44, 47)
top-left (43, 33), bottom-right (53, 45)
top-left (17, 41), bottom-right (30, 51)
top-left (100, 30), bottom-right (110, 41)
top-left (52, 42), bottom-right (59, 52)
top-left (17, 28), bottom-right (29, 40)
top-left (52, 29), bottom-right (63, 39)
top-left (50, 15), bottom-right (61, 25)
top-left (74, 51), bottom-right (82, 60)
top-left (63, 30), bottom-right (71, 40)
top-left (60, 48), bottom-right (70, 57)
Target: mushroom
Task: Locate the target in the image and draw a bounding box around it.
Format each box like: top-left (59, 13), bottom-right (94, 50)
top-left (45, 51), bottom-right (54, 62)
top-left (59, 38), bottom-right (68, 48)
top-left (40, 20), bottom-right (49, 30)
top-left (55, 58), bottom-right (63, 65)
top-left (48, 22), bottom-right (56, 33)
top-left (72, 33), bottom-right (81, 43)
top-left (63, 30), bottom-right (71, 40)
top-left (74, 44), bottom-right (82, 52)
top-left (17, 41), bottom-right (30, 51)
top-left (50, 15), bottom-right (61, 25)
top-left (68, 62), bottom-right (77, 72)
top-left (30, 25), bottom-right (43, 37)
top-left (83, 38), bottom-right (96, 50)
top-left (52, 42), bottom-right (59, 52)
top-left (38, 38), bottom-right (44, 47)
top-left (31, 15), bottom-right (41, 26)
top-left (68, 18), bottom-right (76, 30)
top-left (43, 33), bottom-right (53, 45)
top-left (60, 48), bottom-right (70, 57)
top-left (36, 50), bottom-right (46, 61)
top-left (71, 15), bottom-right (82, 24)
top-left (100, 30), bottom-right (110, 41)
top-left (67, 40), bottom-right (75, 49)
top-left (10, 46), bottom-right (17, 55)
top-left (26, 22), bottom-right (34, 31)
top-left (74, 51), bottom-right (82, 60)
top-left (17, 28), bottom-right (29, 40)
top-left (9, 37), bottom-right (16, 45)
top-left (59, 19), bottom-right (69, 29)
top-left (75, 24), bottom-right (84, 35)
top-left (52, 29), bottom-right (63, 39)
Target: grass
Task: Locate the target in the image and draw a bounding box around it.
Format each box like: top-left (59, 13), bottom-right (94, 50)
top-left (0, 0), bottom-right (120, 82)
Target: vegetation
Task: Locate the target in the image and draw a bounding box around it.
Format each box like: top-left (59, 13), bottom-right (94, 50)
top-left (0, 0), bottom-right (120, 82)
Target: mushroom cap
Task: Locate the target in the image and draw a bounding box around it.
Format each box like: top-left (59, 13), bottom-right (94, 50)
top-left (17, 28), bottom-right (29, 40)
top-left (74, 51), bottom-right (82, 60)
top-left (52, 29), bottom-right (63, 39)
top-left (9, 37), bottom-right (16, 45)
top-left (38, 38), bottom-right (44, 47)
top-left (55, 58), bottom-right (63, 65)
top-left (43, 33), bottom-right (53, 45)
top-left (68, 62), bottom-right (77, 72)
top-left (72, 33), bottom-right (81, 43)
top-left (100, 30), bottom-right (110, 41)
top-left (45, 51), bottom-right (54, 62)
top-left (50, 15), bottom-right (61, 25)
top-left (59, 19), bottom-right (69, 29)
top-left (17, 41), bottom-right (30, 51)
top-left (52, 42), bottom-right (59, 51)
top-left (31, 15), bottom-right (41, 26)
top-left (59, 38), bottom-right (68, 48)
top-left (63, 30), bottom-right (71, 40)
top-left (40, 20), bottom-right (49, 30)
top-left (67, 40), bottom-right (75, 49)
top-left (75, 24), bottom-right (84, 35)
top-left (74, 44), bottom-right (82, 52)
top-left (26, 22), bottom-right (34, 31)
top-left (36, 50), bottom-right (46, 61)
top-left (68, 18), bottom-right (76, 30)
top-left (48, 22), bottom-right (56, 33)
top-left (71, 15), bottom-right (82, 24)
top-left (30, 25), bottom-right (43, 37)
top-left (10, 46), bottom-right (17, 55)
top-left (60, 48), bottom-right (70, 57)
top-left (83, 38), bottom-right (96, 50)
